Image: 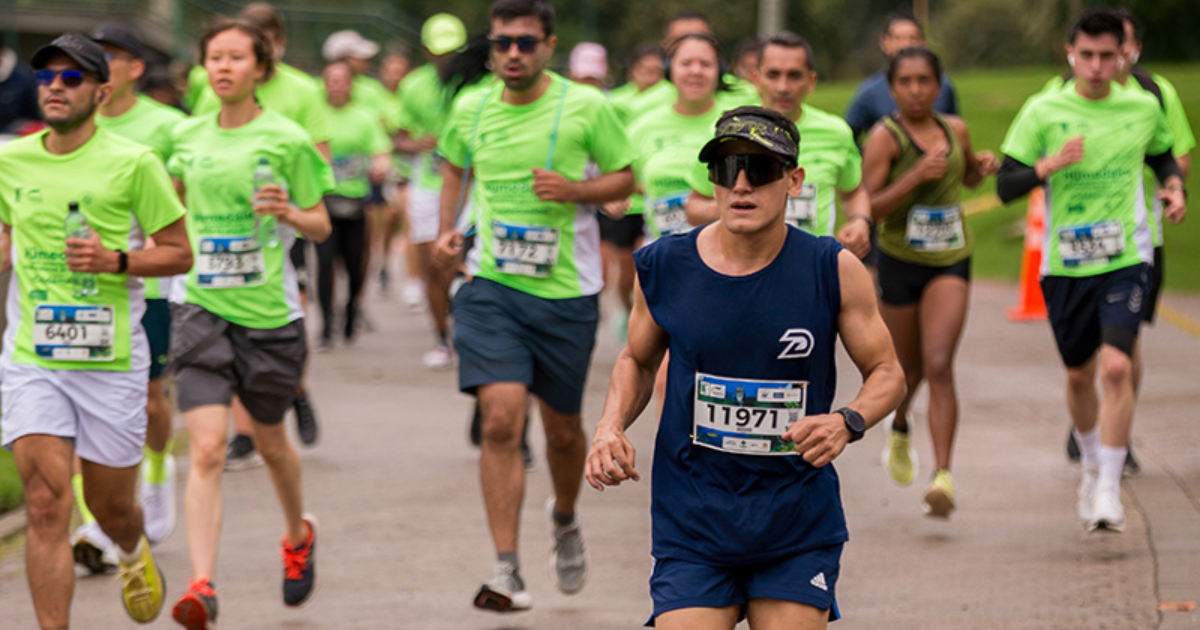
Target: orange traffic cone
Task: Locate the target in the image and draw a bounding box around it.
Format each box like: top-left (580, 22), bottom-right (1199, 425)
top-left (1007, 187), bottom-right (1048, 321)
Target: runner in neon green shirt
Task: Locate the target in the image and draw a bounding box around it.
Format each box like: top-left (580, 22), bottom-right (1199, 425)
top-left (432, 0), bottom-right (634, 611)
top-left (996, 9), bottom-right (1187, 534)
top-left (314, 61), bottom-right (391, 347)
top-left (89, 23), bottom-right (190, 562)
top-left (0, 34), bottom-right (190, 628)
top-left (394, 13), bottom-right (471, 368)
top-left (628, 34), bottom-right (726, 239)
top-left (166, 22), bottom-right (332, 626)
top-left (189, 62), bottom-right (329, 146)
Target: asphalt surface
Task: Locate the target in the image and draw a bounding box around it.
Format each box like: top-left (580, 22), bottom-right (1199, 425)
top-left (1, 269), bottom-right (1198, 629)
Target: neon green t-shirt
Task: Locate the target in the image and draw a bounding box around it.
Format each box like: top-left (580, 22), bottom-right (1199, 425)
top-left (168, 110), bottom-right (334, 328)
top-left (620, 76), bottom-right (760, 124)
top-left (190, 63), bottom-right (331, 144)
top-left (0, 129), bottom-right (186, 371)
top-left (96, 95), bottom-right (188, 300)
top-left (396, 65), bottom-right (449, 193)
top-left (787, 105), bottom-right (862, 236)
top-left (1002, 81), bottom-right (1174, 277)
top-left (628, 104), bottom-right (722, 238)
top-left (351, 75), bottom-right (393, 124)
top-left (440, 72), bottom-right (633, 299)
top-left (321, 101), bottom-right (391, 199)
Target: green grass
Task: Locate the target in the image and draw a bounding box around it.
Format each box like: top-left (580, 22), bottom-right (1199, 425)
top-left (0, 447), bottom-right (22, 515)
top-left (810, 63), bottom-right (1200, 292)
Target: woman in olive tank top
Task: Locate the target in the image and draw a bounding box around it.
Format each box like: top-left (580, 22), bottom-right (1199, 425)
top-left (861, 48), bottom-right (998, 519)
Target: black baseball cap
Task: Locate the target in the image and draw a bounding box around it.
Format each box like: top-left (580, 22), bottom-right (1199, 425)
top-left (698, 106), bottom-right (801, 166)
top-left (90, 23), bottom-right (147, 60)
top-left (31, 34), bottom-right (110, 83)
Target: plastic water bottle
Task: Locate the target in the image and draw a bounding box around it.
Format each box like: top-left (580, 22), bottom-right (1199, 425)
top-left (63, 201), bottom-right (98, 298)
top-left (252, 157), bottom-right (280, 248)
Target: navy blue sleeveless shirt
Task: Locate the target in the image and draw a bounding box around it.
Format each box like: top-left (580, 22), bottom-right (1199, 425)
top-left (635, 226), bottom-right (847, 566)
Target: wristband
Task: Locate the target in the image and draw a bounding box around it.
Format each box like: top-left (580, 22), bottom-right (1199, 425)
top-left (116, 250), bottom-right (128, 274)
top-left (849, 214), bottom-right (874, 228)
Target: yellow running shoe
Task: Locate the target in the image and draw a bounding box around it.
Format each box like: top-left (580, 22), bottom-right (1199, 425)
top-left (924, 469), bottom-right (957, 519)
top-left (881, 414), bottom-right (918, 486)
top-left (116, 535), bottom-right (166, 623)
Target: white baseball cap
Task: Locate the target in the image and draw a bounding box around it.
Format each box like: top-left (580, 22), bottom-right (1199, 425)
top-left (323, 30), bottom-right (380, 61)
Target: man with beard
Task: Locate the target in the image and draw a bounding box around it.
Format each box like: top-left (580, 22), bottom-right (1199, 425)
top-left (433, 0), bottom-right (634, 613)
top-left (0, 33), bottom-right (192, 627)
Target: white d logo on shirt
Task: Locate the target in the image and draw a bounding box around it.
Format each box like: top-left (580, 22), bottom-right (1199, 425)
top-left (777, 329), bottom-right (814, 360)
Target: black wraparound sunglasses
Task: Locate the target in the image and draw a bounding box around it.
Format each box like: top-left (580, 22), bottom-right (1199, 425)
top-left (708, 154), bottom-right (791, 189)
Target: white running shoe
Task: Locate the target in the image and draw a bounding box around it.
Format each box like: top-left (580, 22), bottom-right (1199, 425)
top-left (1087, 481), bottom-right (1125, 533)
top-left (473, 561), bottom-right (532, 613)
top-left (1077, 466), bottom-right (1098, 523)
top-left (72, 521), bottom-right (119, 574)
top-left (423, 344), bottom-right (453, 371)
top-left (402, 280), bottom-right (426, 312)
top-left (140, 455), bottom-right (177, 545)
top-left (545, 498), bottom-right (588, 595)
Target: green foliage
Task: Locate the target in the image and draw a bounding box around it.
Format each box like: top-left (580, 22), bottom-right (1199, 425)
top-left (0, 447), bottom-right (22, 515)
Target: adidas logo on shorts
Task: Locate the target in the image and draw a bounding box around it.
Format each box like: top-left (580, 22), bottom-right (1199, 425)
top-left (810, 572), bottom-right (828, 591)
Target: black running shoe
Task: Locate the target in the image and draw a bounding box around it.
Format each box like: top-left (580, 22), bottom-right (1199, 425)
top-left (282, 515), bottom-right (318, 607)
top-left (224, 434), bottom-right (263, 471)
top-left (1067, 429), bottom-right (1080, 462)
top-left (294, 391), bottom-right (319, 446)
top-left (1124, 445), bottom-right (1141, 477)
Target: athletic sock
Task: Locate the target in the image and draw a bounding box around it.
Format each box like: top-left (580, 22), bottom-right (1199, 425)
top-left (1074, 426), bottom-right (1101, 471)
top-left (143, 440), bottom-right (173, 485)
top-left (72, 474), bottom-right (97, 526)
top-left (552, 507), bottom-right (575, 528)
top-left (1098, 445), bottom-right (1127, 491)
top-left (497, 551), bottom-right (524, 588)
top-left (116, 536), bottom-right (143, 564)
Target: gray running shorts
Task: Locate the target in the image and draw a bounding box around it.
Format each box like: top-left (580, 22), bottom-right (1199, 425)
top-left (170, 303), bottom-right (307, 424)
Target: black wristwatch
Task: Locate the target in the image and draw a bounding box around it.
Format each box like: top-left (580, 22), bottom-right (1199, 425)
top-left (116, 250), bottom-right (128, 274)
top-left (835, 407), bottom-right (866, 443)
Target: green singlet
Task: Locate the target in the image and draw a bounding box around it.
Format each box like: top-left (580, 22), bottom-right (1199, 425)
top-left (876, 114), bottom-right (972, 267)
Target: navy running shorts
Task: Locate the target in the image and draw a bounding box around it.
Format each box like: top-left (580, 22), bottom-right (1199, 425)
top-left (1144, 246), bottom-right (1163, 324)
top-left (142, 298), bottom-right (172, 381)
top-left (647, 544), bottom-right (844, 626)
top-left (876, 249), bottom-right (971, 306)
top-left (1040, 263), bottom-right (1149, 367)
top-left (452, 277), bottom-right (598, 415)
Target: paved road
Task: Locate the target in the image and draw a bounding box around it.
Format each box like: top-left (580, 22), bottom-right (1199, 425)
top-left (1, 275), bottom-right (1198, 629)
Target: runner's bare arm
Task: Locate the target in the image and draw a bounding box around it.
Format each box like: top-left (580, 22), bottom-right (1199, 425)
top-left (835, 185), bottom-right (872, 259)
top-left (532, 166), bottom-right (634, 204)
top-left (433, 161), bottom-right (467, 269)
top-left (586, 280), bottom-right (668, 491)
top-left (0, 223), bottom-right (11, 272)
top-left (949, 116), bottom-right (998, 188)
top-left (785, 250), bottom-right (905, 467)
top-left (66, 216), bottom-right (192, 277)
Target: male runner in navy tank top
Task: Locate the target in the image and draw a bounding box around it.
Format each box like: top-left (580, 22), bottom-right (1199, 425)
top-left (586, 106), bottom-right (906, 630)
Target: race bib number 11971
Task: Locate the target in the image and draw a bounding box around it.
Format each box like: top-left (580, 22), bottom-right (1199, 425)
top-left (693, 373), bottom-right (808, 455)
